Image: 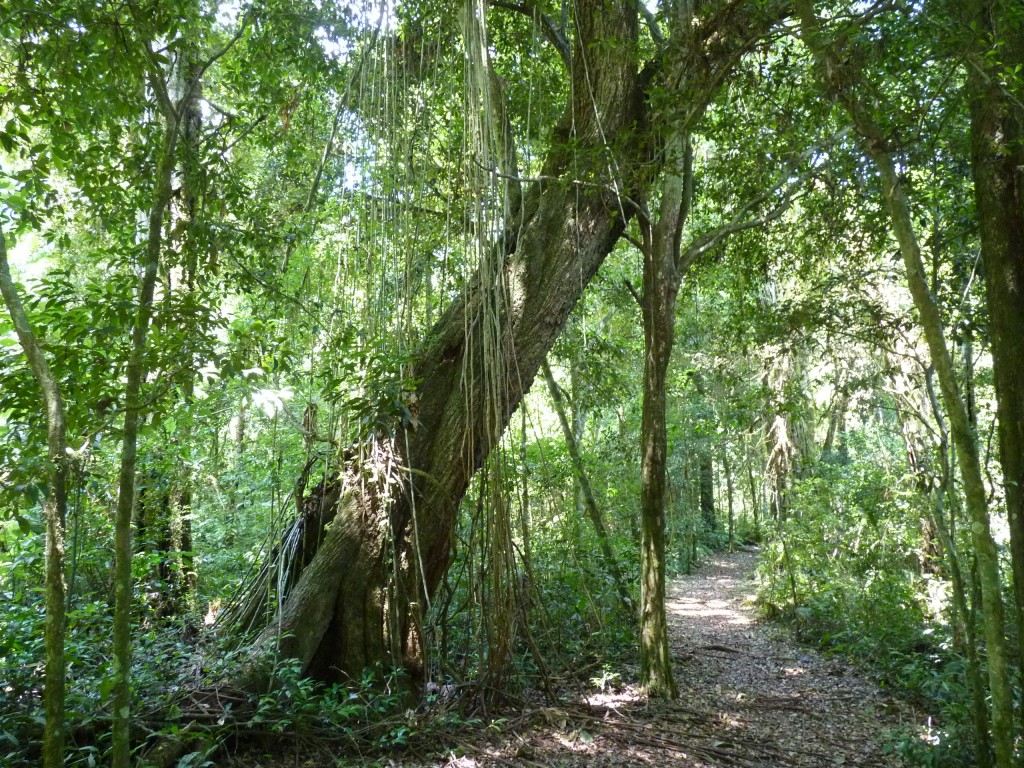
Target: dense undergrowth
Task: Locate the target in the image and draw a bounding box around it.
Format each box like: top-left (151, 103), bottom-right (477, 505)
top-left (755, 430), bottom-right (1012, 767)
top-left (0, 462), bottom-right (642, 767)
top-left (2, 416), bottom-right (1007, 768)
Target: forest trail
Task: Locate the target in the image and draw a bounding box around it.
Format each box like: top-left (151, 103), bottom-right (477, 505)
top-left (439, 548), bottom-right (920, 768)
top-left (226, 549), bottom-right (922, 767)
top-left (656, 548), bottom-right (917, 767)
top-left (442, 548), bottom-right (921, 768)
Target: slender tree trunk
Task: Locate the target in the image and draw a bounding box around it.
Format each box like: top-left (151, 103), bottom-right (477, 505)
top-left (871, 113), bottom-right (1015, 768)
top-left (962, 0), bottom-right (1024, 681)
top-left (698, 452), bottom-right (716, 532)
top-left (635, 55), bottom-right (697, 688)
top-left (0, 227), bottom-right (69, 768)
top-left (746, 440), bottom-right (761, 539)
top-left (519, 405), bottom-right (532, 572)
top-left (638, 275), bottom-right (680, 697)
top-left (111, 108), bottom-right (181, 768)
top-left (822, 383), bottom-right (849, 456)
top-left (796, 4), bottom-right (1015, 763)
top-left (542, 359), bottom-right (632, 614)
top-left (570, 362), bottom-right (588, 526)
top-left (723, 449), bottom-right (735, 551)
top-left (166, 49), bottom-right (204, 610)
top-left (925, 370), bottom-right (994, 768)
top-left (766, 413), bottom-right (791, 521)
top-left (892, 358), bottom-right (991, 765)
top-left (638, 240), bottom-right (682, 697)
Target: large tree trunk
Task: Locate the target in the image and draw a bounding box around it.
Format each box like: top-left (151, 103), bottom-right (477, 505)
top-left (245, 0), bottom-right (787, 690)
top-left (963, 0), bottom-right (1024, 681)
top-left (247, 0), bottom-right (643, 688)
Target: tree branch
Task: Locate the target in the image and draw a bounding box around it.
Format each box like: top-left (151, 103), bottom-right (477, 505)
top-left (638, 0), bottom-right (664, 46)
top-left (677, 169), bottom-right (811, 274)
top-left (675, 127), bottom-right (849, 273)
top-left (623, 278), bottom-right (642, 307)
top-left (193, 7), bottom-right (251, 82)
top-left (490, 0), bottom-right (571, 66)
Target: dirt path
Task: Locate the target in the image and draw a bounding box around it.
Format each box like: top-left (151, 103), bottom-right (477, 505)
top-left (656, 548), bottom-right (917, 767)
top-left (223, 549), bottom-right (922, 767)
top-left (454, 548), bottom-right (919, 768)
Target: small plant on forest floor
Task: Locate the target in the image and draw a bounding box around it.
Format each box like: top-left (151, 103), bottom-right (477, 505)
top-left (251, 661), bottom-right (409, 734)
top-left (590, 666), bottom-right (622, 692)
top-left (883, 720), bottom-right (978, 768)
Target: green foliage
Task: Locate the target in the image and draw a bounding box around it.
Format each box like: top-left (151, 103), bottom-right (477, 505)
top-left (0, 0), bottom-right (1019, 765)
top-left (758, 435), bottom-right (927, 648)
top-left (0, 519), bottom-right (202, 766)
top-left (252, 661), bottom-right (408, 736)
top-left (756, 433), bottom-right (979, 765)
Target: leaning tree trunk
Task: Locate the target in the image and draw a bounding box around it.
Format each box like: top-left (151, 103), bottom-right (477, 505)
top-left (245, 0), bottom-right (643, 688)
top-left (243, 0), bottom-right (788, 690)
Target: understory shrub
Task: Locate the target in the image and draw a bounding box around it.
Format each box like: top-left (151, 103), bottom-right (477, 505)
top-left (756, 440), bottom-right (977, 766)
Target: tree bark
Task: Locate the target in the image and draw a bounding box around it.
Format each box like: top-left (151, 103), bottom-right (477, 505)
top-left (922, 367), bottom-right (993, 768)
top-left (722, 448), bottom-right (735, 551)
top-left (962, 0), bottom-right (1024, 681)
top-left (890, 356), bottom-right (990, 758)
top-left (542, 359), bottom-right (632, 614)
top-left (795, 4), bottom-right (1015, 764)
top-left (746, 434), bottom-right (761, 539)
top-left (0, 226), bottom-right (69, 768)
top-left (638, 131), bottom-right (688, 695)
top-left (111, 96), bottom-right (181, 768)
top-left (822, 369), bottom-right (849, 457)
top-left (698, 452), bottom-right (716, 532)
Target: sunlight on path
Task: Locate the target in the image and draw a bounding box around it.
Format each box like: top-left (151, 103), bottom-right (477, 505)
top-left (667, 597), bottom-right (753, 624)
top-left (659, 548), bottom-right (916, 767)
top-left (667, 555), bottom-right (755, 625)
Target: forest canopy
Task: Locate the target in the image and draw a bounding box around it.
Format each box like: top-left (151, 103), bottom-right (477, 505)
top-left (1, 0), bottom-right (1023, 766)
